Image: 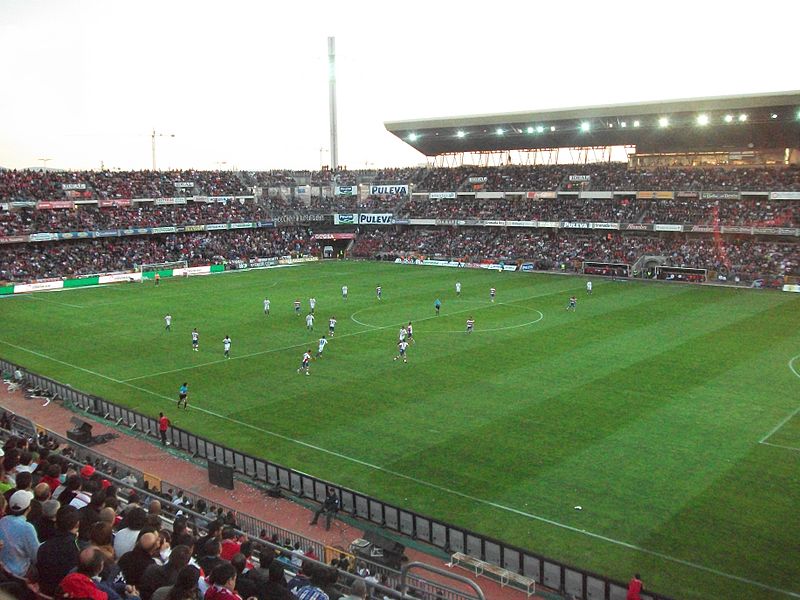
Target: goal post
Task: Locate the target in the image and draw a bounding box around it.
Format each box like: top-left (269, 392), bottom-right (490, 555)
top-left (136, 261), bottom-right (189, 281)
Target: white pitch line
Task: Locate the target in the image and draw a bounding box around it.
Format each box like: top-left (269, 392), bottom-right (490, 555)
top-left (425, 310), bottom-right (543, 333)
top-left (758, 354), bottom-right (800, 444)
top-left (1, 339), bottom-right (799, 596)
top-left (760, 441), bottom-right (800, 454)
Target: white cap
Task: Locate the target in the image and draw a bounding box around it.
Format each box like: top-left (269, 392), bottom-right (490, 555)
top-left (9, 490), bottom-right (34, 513)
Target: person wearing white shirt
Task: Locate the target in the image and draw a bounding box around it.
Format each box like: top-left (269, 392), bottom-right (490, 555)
top-left (263, 298), bottom-right (270, 315)
top-left (306, 314), bottom-right (314, 330)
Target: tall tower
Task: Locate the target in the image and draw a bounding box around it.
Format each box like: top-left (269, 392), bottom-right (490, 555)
top-left (327, 36), bottom-right (339, 171)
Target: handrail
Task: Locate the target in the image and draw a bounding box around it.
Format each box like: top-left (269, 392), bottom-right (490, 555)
top-left (401, 562), bottom-right (486, 600)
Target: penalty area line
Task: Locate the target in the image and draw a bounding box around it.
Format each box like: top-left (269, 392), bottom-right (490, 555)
top-left (758, 354), bottom-right (800, 445)
top-left (0, 340), bottom-right (798, 596)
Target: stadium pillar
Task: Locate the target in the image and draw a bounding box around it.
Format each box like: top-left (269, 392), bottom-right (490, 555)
top-left (328, 36), bottom-right (339, 171)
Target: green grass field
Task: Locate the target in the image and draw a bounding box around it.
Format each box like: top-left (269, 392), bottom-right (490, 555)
top-left (1, 261), bottom-right (799, 599)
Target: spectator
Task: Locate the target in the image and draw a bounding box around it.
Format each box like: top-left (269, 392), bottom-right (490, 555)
top-left (341, 579), bottom-right (367, 600)
top-left (90, 520), bottom-right (122, 586)
top-left (152, 564), bottom-right (201, 600)
top-left (3, 470), bottom-right (32, 503)
top-left (32, 498), bottom-right (60, 541)
top-left (115, 507), bottom-right (148, 558)
top-left (139, 545), bottom-right (192, 600)
top-left (0, 490), bottom-right (40, 579)
top-left (36, 504), bottom-right (82, 595)
top-left (219, 527), bottom-right (242, 561)
top-left (197, 539), bottom-right (224, 576)
top-left (79, 489), bottom-right (107, 541)
top-left (230, 553), bottom-right (257, 600)
top-left (204, 562), bottom-right (241, 600)
top-left (294, 566), bottom-right (330, 600)
top-left (261, 560), bottom-right (294, 600)
top-left (118, 531), bottom-right (161, 587)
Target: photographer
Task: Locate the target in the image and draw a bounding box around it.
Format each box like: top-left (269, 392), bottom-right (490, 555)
top-left (309, 487), bottom-right (340, 531)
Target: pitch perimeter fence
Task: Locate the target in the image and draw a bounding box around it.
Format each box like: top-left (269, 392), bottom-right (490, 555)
top-left (1, 358), bottom-right (673, 600)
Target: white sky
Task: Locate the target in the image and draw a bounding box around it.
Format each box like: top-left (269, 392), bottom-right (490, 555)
top-left (0, 0), bottom-right (797, 171)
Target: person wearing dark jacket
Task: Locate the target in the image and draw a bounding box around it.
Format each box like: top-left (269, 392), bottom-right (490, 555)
top-left (118, 531), bottom-right (160, 587)
top-left (36, 504), bottom-right (81, 596)
top-left (261, 561), bottom-right (294, 600)
top-left (31, 498), bottom-right (59, 542)
top-left (78, 489), bottom-right (107, 541)
top-left (230, 553), bottom-right (258, 600)
top-left (138, 545), bottom-right (192, 600)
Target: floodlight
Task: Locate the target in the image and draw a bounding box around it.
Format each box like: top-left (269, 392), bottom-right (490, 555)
top-left (724, 114), bottom-right (734, 123)
top-left (526, 126), bottom-right (534, 134)
top-left (496, 128), bottom-right (504, 135)
top-left (550, 126), bottom-right (556, 132)
top-left (608, 123), bottom-right (614, 128)
top-left (658, 117), bottom-right (669, 128)
top-left (771, 113), bottom-right (778, 119)
top-left (408, 133), bottom-right (418, 141)
top-left (633, 120), bottom-right (640, 128)
top-left (696, 114), bottom-right (709, 126)
top-left (580, 122), bottom-right (591, 132)
top-left (536, 125), bottom-right (544, 133)
top-left (620, 121), bottom-right (627, 128)
top-left (738, 113), bottom-right (748, 122)
top-left (456, 130), bottom-right (466, 138)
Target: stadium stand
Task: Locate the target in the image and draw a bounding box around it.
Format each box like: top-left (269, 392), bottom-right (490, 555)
top-left (0, 405), bottom-right (515, 600)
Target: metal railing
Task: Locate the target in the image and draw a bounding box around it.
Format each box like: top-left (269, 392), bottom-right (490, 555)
top-left (1, 359), bottom-right (673, 600)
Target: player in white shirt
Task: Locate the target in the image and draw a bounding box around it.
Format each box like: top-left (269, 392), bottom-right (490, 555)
top-left (264, 298), bottom-right (270, 315)
top-left (394, 340), bottom-right (409, 363)
top-left (490, 287), bottom-right (496, 303)
top-left (191, 328), bottom-right (199, 351)
top-left (306, 313), bottom-right (315, 330)
top-left (309, 297), bottom-right (316, 314)
top-left (297, 350), bottom-right (312, 375)
top-left (342, 285), bottom-right (348, 300)
top-left (455, 282), bottom-right (461, 296)
top-left (164, 314), bottom-right (172, 331)
top-left (315, 335), bottom-right (328, 358)
top-left (328, 316), bottom-right (337, 337)
top-left (398, 327), bottom-right (407, 342)
top-left (223, 335), bottom-right (232, 358)
top-left (586, 281), bottom-right (593, 295)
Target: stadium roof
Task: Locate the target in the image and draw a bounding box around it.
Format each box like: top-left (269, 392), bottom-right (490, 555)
top-left (385, 91), bottom-right (800, 155)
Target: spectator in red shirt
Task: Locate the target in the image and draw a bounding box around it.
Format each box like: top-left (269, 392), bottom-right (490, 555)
top-left (627, 573), bottom-right (643, 600)
top-left (219, 527), bottom-right (242, 562)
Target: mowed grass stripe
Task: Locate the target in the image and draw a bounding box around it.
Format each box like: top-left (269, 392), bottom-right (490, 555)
top-left (1, 262), bottom-right (799, 600)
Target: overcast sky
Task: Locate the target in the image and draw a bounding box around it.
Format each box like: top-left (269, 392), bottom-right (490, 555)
top-left (0, 0), bottom-right (797, 171)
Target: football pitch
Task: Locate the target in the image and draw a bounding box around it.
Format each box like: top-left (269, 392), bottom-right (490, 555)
top-left (1, 261), bottom-right (799, 599)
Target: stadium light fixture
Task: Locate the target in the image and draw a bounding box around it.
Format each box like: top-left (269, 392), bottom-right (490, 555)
top-left (526, 126), bottom-right (534, 134)
top-left (620, 121), bottom-right (627, 128)
top-left (496, 128), bottom-right (504, 135)
top-left (408, 133), bottom-right (418, 141)
top-left (580, 122), bottom-right (591, 132)
top-left (724, 114), bottom-right (734, 123)
top-left (658, 117), bottom-right (669, 128)
top-left (738, 113), bottom-right (748, 122)
top-left (456, 130), bottom-right (466, 138)
top-left (696, 114), bottom-right (709, 126)
top-left (536, 125), bottom-right (544, 133)
top-left (608, 123), bottom-right (614, 128)
top-left (550, 126), bottom-right (556, 132)
top-left (633, 120), bottom-right (640, 128)
top-left (771, 113), bottom-right (778, 119)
